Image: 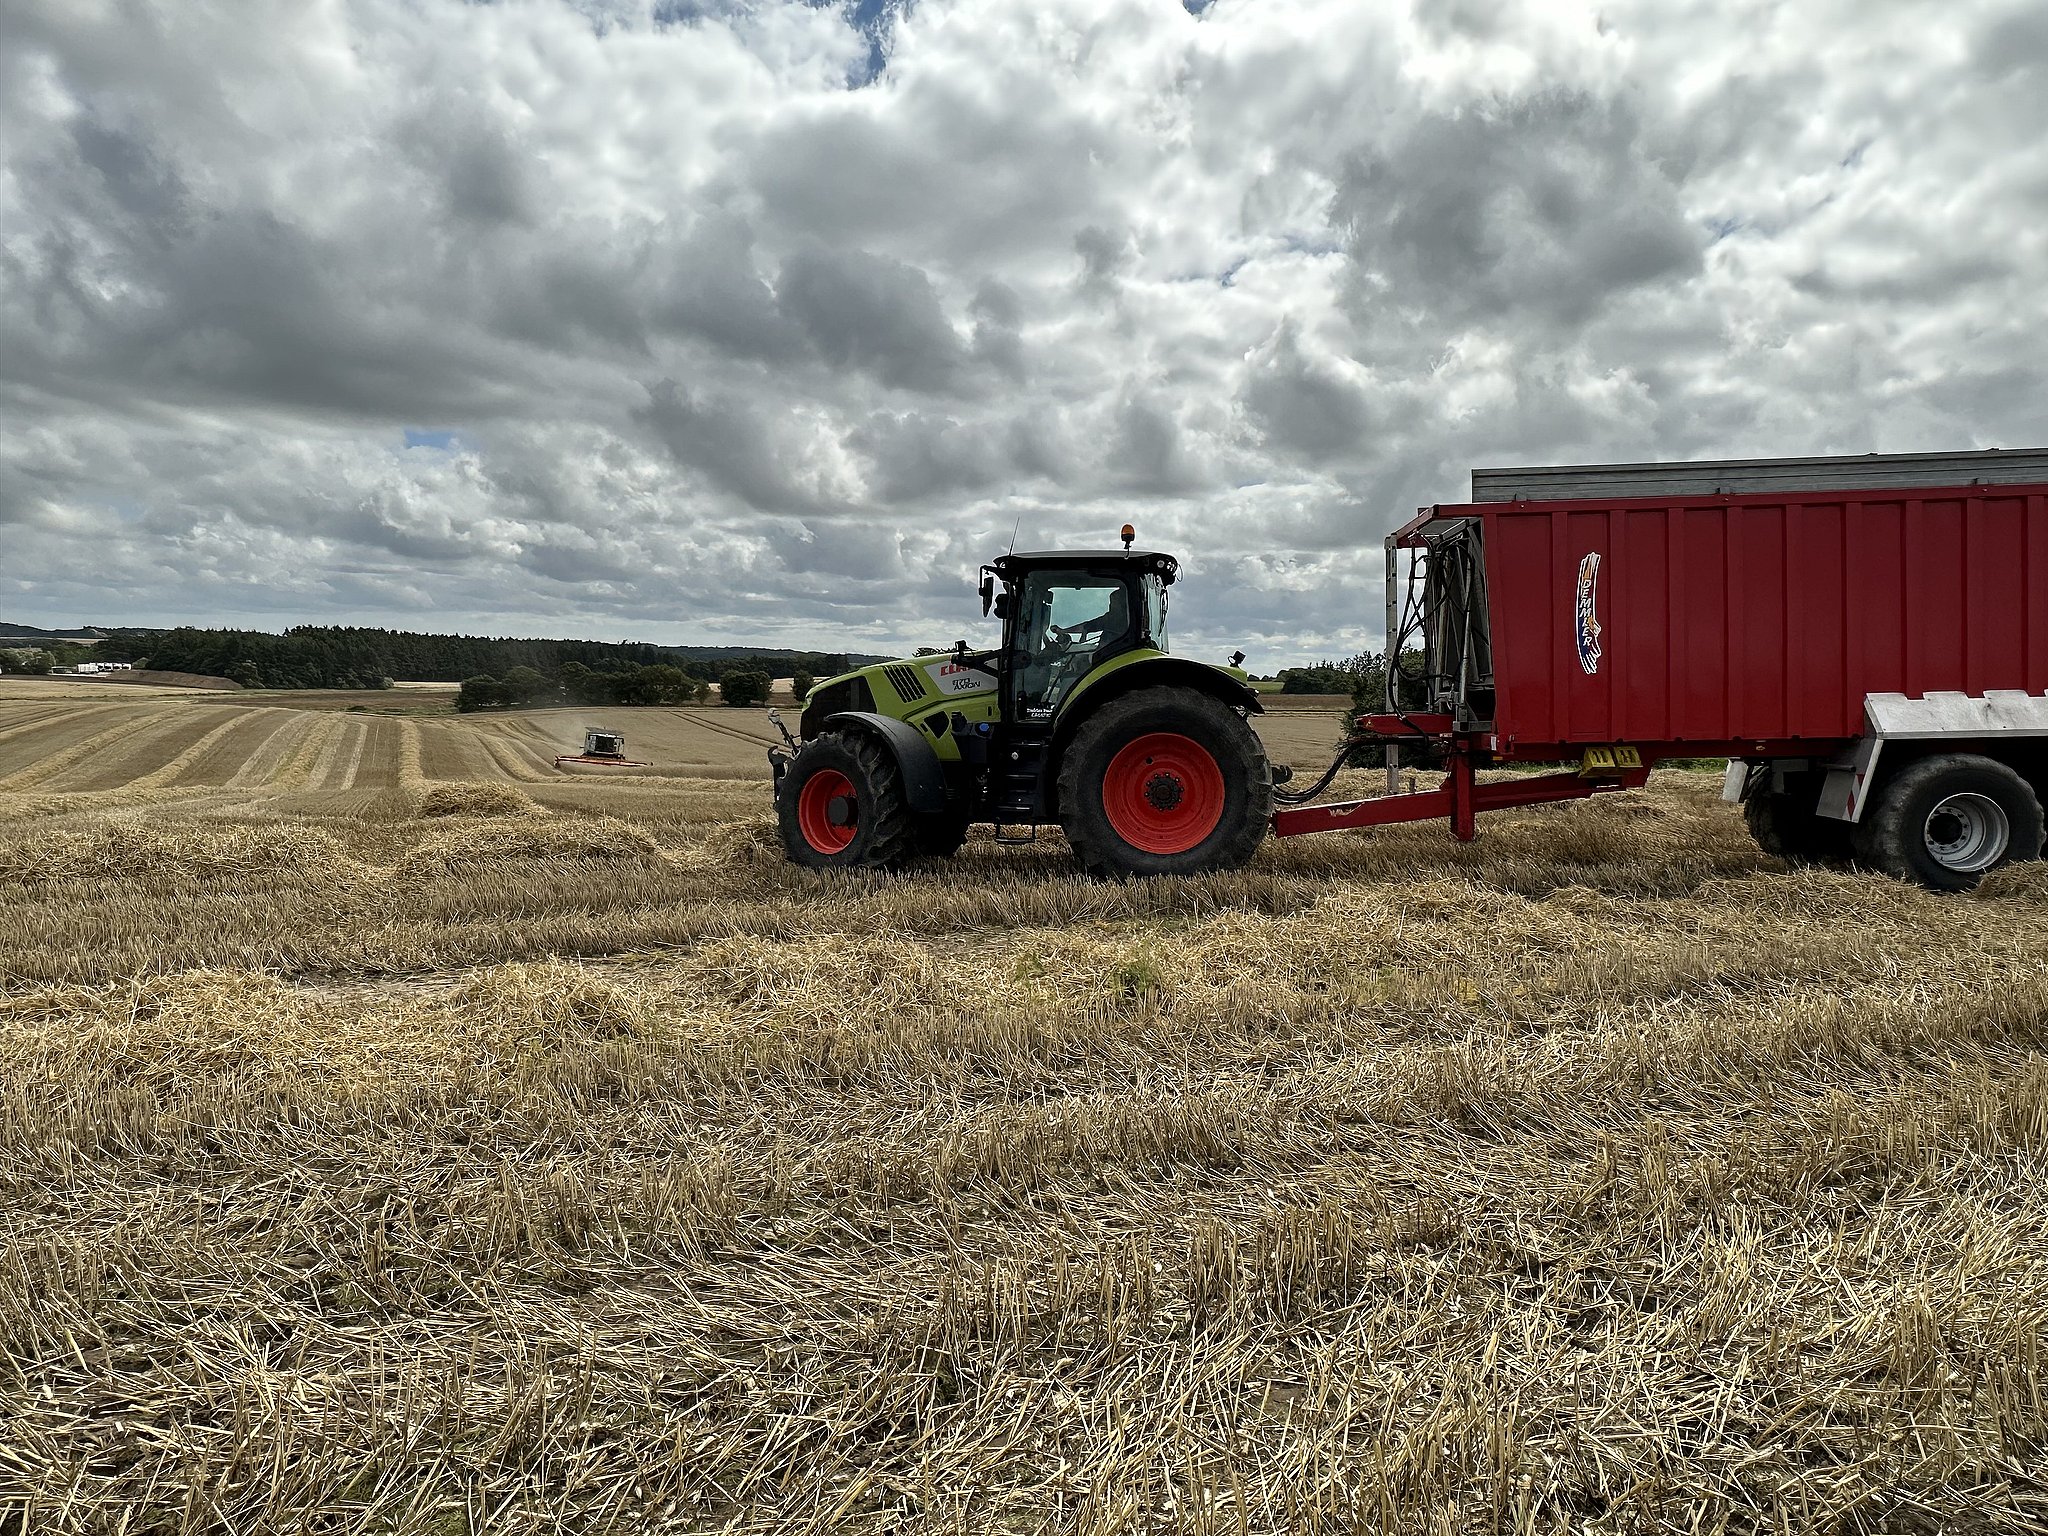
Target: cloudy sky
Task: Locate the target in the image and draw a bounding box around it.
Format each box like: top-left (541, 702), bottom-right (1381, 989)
top-left (4, 0), bottom-right (2044, 665)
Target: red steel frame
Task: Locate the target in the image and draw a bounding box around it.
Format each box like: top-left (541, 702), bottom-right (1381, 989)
top-left (1268, 713), bottom-right (1650, 842)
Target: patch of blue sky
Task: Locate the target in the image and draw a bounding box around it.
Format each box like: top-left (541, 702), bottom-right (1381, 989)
top-left (644, 1), bottom-right (905, 87)
top-left (404, 429), bottom-right (459, 451)
top-left (804, 0), bottom-right (903, 86)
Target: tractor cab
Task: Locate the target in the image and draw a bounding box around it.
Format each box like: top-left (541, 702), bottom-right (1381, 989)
top-left (982, 547), bottom-right (1176, 725)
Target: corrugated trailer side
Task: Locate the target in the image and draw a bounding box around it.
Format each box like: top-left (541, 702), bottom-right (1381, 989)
top-left (1471, 483), bottom-right (2048, 761)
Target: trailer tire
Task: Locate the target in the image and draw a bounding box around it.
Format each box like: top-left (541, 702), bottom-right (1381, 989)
top-left (776, 732), bottom-right (917, 871)
top-left (1852, 753), bottom-right (2043, 892)
top-left (1743, 774), bottom-right (1853, 865)
top-left (1058, 686), bottom-right (1271, 879)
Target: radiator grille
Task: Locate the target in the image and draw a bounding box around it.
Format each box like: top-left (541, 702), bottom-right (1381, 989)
top-left (883, 663), bottom-right (929, 703)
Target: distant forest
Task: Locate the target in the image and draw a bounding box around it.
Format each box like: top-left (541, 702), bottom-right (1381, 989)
top-left (131, 626), bottom-right (884, 691)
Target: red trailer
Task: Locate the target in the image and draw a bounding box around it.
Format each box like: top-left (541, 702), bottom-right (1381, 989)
top-left (1270, 448), bottom-right (2048, 889)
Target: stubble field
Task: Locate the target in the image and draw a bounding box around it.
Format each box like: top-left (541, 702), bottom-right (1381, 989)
top-left (1, 686), bottom-right (2045, 1533)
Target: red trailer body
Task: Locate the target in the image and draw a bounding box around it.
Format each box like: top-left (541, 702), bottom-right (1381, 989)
top-left (1472, 482), bottom-right (2048, 760)
top-left (1270, 449), bottom-right (2048, 889)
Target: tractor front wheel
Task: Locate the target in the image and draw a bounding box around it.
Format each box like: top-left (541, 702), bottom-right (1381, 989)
top-left (776, 733), bottom-right (916, 870)
top-left (1058, 686), bottom-right (1272, 879)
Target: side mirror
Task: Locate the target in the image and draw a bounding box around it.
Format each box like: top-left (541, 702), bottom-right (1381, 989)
top-left (993, 592), bottom-right (1010, 619)
top-left (979, 573), bottom-right (996, 615)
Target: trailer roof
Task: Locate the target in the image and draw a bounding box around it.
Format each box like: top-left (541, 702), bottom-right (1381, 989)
top-left (1471, 447), bottom-right (2048, 502)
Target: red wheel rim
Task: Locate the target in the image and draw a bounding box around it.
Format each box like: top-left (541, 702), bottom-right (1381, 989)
top-left (1102, 732), bottom-right (1224, 854)
top-left (796, 768), bottom-right (858, 853)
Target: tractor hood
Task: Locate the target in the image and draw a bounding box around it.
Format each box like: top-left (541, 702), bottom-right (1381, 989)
top-left (798, 652), bottom-right (999, 740)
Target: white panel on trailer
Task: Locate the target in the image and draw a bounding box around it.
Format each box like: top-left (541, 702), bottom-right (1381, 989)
top-left (1471, 447), bottom-right (2048, 503)
top-left (1814, 691), bottom-right (2048, 823)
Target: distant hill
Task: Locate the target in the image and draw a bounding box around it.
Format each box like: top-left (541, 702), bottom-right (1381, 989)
top-left (0, 622), bottom-right (117, 643)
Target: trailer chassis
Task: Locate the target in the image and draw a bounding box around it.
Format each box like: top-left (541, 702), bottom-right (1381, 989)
top-left (1269, 713), bottom-right (1651, 842)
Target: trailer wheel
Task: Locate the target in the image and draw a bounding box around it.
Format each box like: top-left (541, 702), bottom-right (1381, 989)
top-left (1742, 772), bottom-right (1852, 865)
top-left (1852, 753), bottom-right (2044, 891)
top-left (1058, 686), bottom-right (1272, 879)
top-left (776, 733), bottom-right (916, 871)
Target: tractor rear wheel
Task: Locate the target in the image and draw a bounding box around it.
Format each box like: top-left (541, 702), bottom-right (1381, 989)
top-left (776, 732), bottom-right (916, 870)
top-left (1058, 686), bottom-right (1271, 879)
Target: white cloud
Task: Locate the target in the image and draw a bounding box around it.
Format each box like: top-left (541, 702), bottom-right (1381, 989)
top-left (2, 0), bottom-right (2044, 665)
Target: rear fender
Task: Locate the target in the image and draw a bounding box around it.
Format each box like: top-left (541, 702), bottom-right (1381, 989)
top-left (822, 711), bottom-right (950, 815)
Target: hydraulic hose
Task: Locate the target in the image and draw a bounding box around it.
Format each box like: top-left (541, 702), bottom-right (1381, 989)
top-left (1272, 734), bottom-right (1376, 804)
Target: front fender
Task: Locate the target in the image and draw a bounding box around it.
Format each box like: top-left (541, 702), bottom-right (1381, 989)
top-left (822, 711), bottom-right (949, 815)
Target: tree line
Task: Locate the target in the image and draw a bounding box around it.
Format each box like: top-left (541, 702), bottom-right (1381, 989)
top-left (1274, 651), bottom-right (1423, 703)
top-left (134, 626), bottom-right (862, 692)
top-left (456, 664), bottom-right (807, 712)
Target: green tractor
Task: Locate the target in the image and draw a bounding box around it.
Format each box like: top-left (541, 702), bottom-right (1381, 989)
top-left (769, 534), bottom-right (1274, 878)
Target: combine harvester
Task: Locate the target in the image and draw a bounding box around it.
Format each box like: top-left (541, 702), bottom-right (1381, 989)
top-left (771, 449), bottom-right (2048, 890)
top-left (554, 727), bottom-right (647, 770)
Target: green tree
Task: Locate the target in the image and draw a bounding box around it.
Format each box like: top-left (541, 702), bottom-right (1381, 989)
top-left (638, 665), bottom-right (697, 705)
top-left (500, 666), bottom-right (552, 705)
top-left (789, 670), bottom-right (815, 702)
top-left (457, 675), bottom-right (507, 712)
top-left (721, 670), bottom-right (772, 707)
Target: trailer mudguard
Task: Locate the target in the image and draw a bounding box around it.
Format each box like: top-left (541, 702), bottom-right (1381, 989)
top-left (822, 711), bottom-right (950, 815)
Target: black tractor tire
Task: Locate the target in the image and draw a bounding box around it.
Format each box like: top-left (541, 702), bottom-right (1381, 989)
top-left (911, 810), bottom-right (972, 860)
top-left (775, 732), bottom-right (917, 871)
top-left (1057, 686), bottom-right (1272, 879)
top-left (1743, 771), bottom-right (1853, 865)
top-left (1851, 753), bottom-right (2044, 892)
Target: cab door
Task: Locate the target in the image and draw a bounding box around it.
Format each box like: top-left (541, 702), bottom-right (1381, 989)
top-left (1003, 571), bottom-right (1136, 724)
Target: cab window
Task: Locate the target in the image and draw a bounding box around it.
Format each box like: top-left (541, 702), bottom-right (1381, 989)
top-left (1009, 574), bottom-right (1133, 719)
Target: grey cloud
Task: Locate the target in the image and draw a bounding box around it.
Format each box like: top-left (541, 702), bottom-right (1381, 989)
top-left (772, 519), bottom-right (906, 582)
top-left (1974, 4), bottom-right (2048, 78)
top-left (1335, 91), bottom-right (1702, 336)
top-left (1241, 320), bottom-right (1374, 462)
top-left (638, 378), bottom-right (838, 515)
top-left (1074, 225), bottom-right (1134, 301)
top-left (776, 246), bottom-right (969, 392)
top-left (1110, 393), bottom-right (1207, 496)
top-left (848, 409), bottom-right (1067, 503)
